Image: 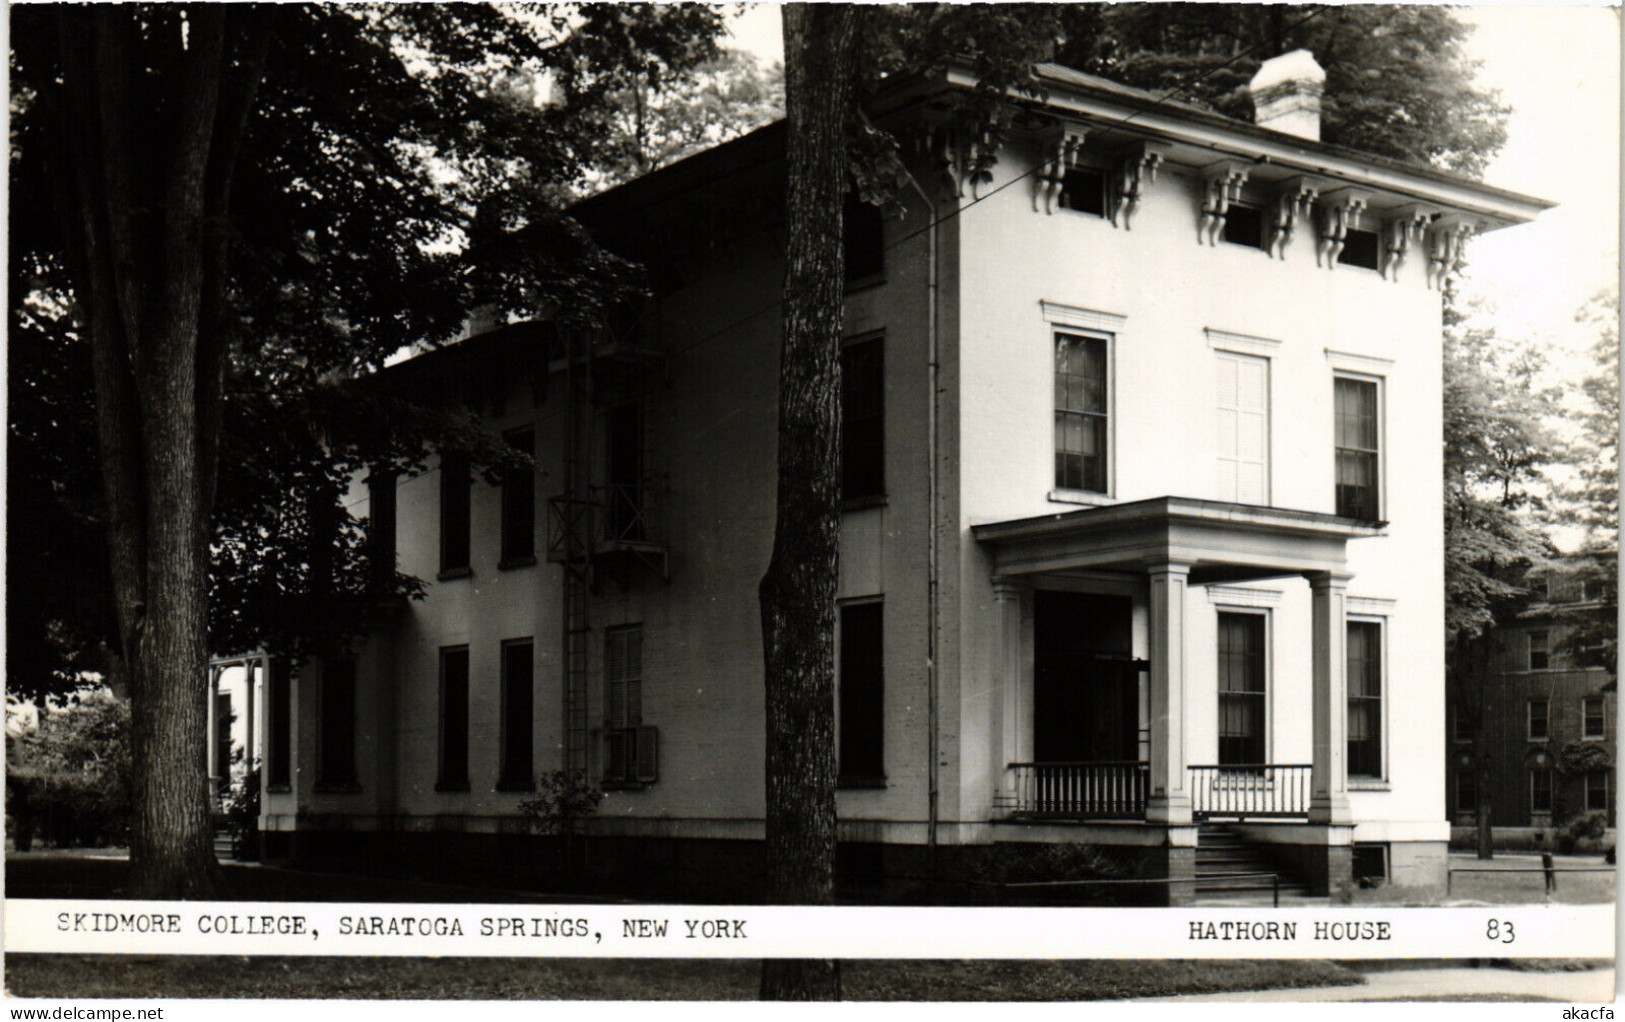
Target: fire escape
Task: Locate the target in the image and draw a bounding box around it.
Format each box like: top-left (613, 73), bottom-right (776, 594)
top-left (546, 312), bottom-right (668, 774)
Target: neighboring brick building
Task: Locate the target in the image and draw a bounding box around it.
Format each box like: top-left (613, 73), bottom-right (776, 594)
top-left (231, 53), bottom-right (1550, 903)
top-left (1449, 570), bottom-right (1616, 848)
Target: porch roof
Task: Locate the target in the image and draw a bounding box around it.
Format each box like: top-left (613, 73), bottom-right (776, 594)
top-left (972, 496), bottom-right (1385, 585)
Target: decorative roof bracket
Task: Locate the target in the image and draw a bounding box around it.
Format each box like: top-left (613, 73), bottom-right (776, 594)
top-left (1426, 214), bottom-right (1480, 290)
top-left (1316, 188), bottom-right (1371, 269)
top-left (1033, 121), bottom-right (1090, 214)
top-left (1110, 140), bottom-right (1170, 230)
top-left (1268, 176), bottom-right (1321, 260)
top-left (1199, 161), bottom-right (1250, 246)
top-left (1380, 204), bottom-right (1436, 282)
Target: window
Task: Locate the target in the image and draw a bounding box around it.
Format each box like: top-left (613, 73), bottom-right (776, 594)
top-left (1347, 620), bottom-right (1383, 778)
top-left (497, 640), bottom-right (534, 791)
top-left (605, 402), bottom-right (644, 542)
top-left (844, 194), bottom-right (884, 282)
top-left (439, 450), bottom-right (471, 577)
top-left (1338, 228), bottom-right (1381, 270)
top-left (1217, 612), bottom-right (1267, 766)
top-left (1585, 771), bottom-right (1611, 815)
top-left (1215, 351), bottom-right (1270, 504)
top-left (1054, 332), bottom-right (1109, 493)
top-left (267, 658), bottom-right (292, 788)
top-left (1451, 704), bottom-right (1474, 743)
top-left (1333, 376), bottom-right (1380, 520)
top-left (842, 336), bottom-right (885, 503)
top-left (1530, 768), bottom-right (1554, 815)
top-left (1528, 698), bottom-right (1550, 741)
top-left (1584, 696), bottom-right (1606, 739)
top-left (839, 600), bottom-right (885, 786)
top-left (604, 626), bottom-right (650, 787)
top-left (1528, 630), bottom-right (1550, 671)
top-left (367, 467), bottom-right (397, 589)
top-left (500, 427), bottom-right (535, 566)
top-left (1059, 167), bottom-right (1107, 217)
top-left (318, 657), bottom-right (357, 788)
top-left (1222, 204), bottom-right (1265, 249)
top-left (437, 646), bottom-right (470, 791)
top-left (1455, 770), bottom-right (1477, 814)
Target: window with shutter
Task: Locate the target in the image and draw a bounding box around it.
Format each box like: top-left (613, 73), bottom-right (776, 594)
top-left (318, 657), bottom-right (358, 789)
top-left (1215, 351), bottom-right (1270, 505)
top-left (604, 625), bottom-right (647, 787)
top-left (500, 427), bottom-right (535, 566)
top-left (437, 646), bottom-right (469, 790)
top-left (439, 450), bottom-right (471, 576)
top-left (838, 600), bottom-right (885, 786)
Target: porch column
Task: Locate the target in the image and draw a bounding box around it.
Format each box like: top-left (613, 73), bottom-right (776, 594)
top-left (206, 664), bottom-right (223, 802)
top-left (243, 658), bottom-right (258, 775)
top-left (1308, 570), bottom-right (1354, 825)
top-left (1146, 561), bottom-right (1192, 824)
top-left (992, 576), bottom-right (1030, 788)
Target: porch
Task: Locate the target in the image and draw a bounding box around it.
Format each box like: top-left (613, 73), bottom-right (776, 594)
top-left (995, 761), bottom-right (1313, 822)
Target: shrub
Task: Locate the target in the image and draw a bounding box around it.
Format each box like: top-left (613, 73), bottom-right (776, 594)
top-left (518, 770), bottom-right (604, 877)
top-left (223, 768), bottom-right (262, 861)
top-left (6, 689), bottom-right (133, 848)
top-left (1555, 811), bottom-right (1609, 854)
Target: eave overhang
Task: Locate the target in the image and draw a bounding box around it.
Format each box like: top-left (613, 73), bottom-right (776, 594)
top-left (931, 64), bottom-right (1554, 230)
top-left (972, 496), bottom-right (1386, 584)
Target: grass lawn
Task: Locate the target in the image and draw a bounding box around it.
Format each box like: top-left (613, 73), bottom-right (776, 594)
top-left (2, 955), bottom-right (1366, 1001)
top-left (1348, 853), bottom-right (1616, 907)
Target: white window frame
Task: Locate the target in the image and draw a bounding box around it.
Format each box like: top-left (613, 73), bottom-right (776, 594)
top-left (1345, 615), bottom-right (1387, 781)
top-left (1585, 771), bottom-right (1611, 814)
top-left (1330, 370), bottom-right (1385, 521)
top-left (1582, 695), bottom-right (1606, 740)
top-left (1042, 302), bottom-right (1124, 505)
top-left (1529, 767), bottom-right (1554, 816)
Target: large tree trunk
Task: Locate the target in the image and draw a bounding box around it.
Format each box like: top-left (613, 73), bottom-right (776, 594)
top-left (44, 6), bottom-right (270, 898)
top-left (758, 3), bottom-right (861, 1002)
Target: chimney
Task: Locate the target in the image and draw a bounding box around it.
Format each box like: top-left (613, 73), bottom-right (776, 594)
top-left (1248, 49), bottom-right (1325, 141)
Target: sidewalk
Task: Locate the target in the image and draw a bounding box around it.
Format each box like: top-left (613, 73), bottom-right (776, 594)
top-left (1138, 965), bottom-right (1616, 1002)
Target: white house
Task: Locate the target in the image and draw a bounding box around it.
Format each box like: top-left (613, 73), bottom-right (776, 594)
top-left (247, 53), bottom-right (1550, 903)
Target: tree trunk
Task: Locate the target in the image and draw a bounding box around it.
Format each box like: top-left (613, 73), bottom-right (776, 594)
top-left (758, 3), bottom-right (860, 1002)
top-left (43, 6), bottom-right (270, 898)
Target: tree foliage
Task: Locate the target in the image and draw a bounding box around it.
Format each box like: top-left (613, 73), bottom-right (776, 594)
top-left (1052, 4), bottom-right (1509, 176)
top-left (6, 689), bottom-right (135, 850)
top-left (8, 2), bottom-right (726, 896)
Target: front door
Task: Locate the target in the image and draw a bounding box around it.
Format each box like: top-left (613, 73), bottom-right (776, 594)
top-left (1033, 591), bottom-right (1140, 762)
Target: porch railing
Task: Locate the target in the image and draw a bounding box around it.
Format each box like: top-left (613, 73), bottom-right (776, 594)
top-left (1002, 761), bottom-right (1148, 819)
top-left (1188, 764), bottom-right (1311, 820)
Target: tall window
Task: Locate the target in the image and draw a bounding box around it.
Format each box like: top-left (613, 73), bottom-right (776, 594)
top-left (437, 646), bottom-right (470, 790)
top-left (1215, 351), bottom-right (1270, 504)
top-left (367, 467), bottom-right (397, 589)
top-left (1455, 770), bottom-right (1477, 814)
top-left (1584, 696), bottom-right (1606, 740)
top-left (1334, 376), bottom-right (1380, 519)
top-left (1451, 704), bottom-right (1474, 743)
top-left (500, 427), bottom-right (536, 566)
top-left (843, 194), bottom-right (884, 282)
top-left (1528, 629), bottom-right (1550, 671)
top-left (1347, 620), bottom-right (1383, 778)
top-left (1054, 332), bottom-right (1109, 493)
top-left (1217, 612), bottom-right (1267, 766)
top-left (605, 402), bottom-right (644, 542)
top-left (1586, 771), bottom-right (1612, 816)
top-left (1530, 768), bottom-right (1554, 815)
top-left (318, 657), bottom-right (357, 788)
top-left (838, 600), bottom-right (885, 786)
top-left (842, 336), bottom-right (885, 502)
top-left (497, 640), bottom-right (534, 791)
top-left (267, 658), bottom-right (292, 788)
top-left (604, 625), bottom-right (645, 786)
top-left (439, 450), bottom-right (471, 576)
top-left (1528, 698), bottom-right (1550, 741)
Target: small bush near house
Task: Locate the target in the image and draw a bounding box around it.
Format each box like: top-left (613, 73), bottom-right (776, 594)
top-left (224, 768), bottom-right (262, 861)
top-left (1555, 812), bottom-right (1609, 854)
top-left (517, 770), bottom-right (603, 876)
top-left (6, 689), bottom-right (133, 849)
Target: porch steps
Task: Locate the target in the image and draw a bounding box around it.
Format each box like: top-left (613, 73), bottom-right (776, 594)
top-left (1194, 825), bottom-right (1314, 905)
